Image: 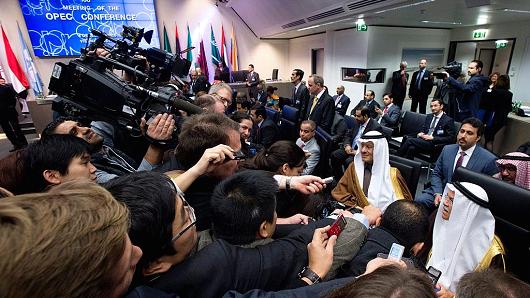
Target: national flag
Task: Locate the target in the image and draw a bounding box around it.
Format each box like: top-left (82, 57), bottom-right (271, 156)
top-left (230, 24), bottom-right (239, 71)
top-left (210, 25), bottom-right (221, 66)
top-left (220, 24), bottom-right (233, 82)
top-left (186, 24), bottom-right (193, 62)
top-left (0, 25), bottom-right (29, 93)
top-left (197, 39), bottom-right (209, 79)
top-left (175, 23), bottom-right (182, 55)
top-left (17, 22), bottom-right (44, 97)
top-left (163, 24), bottom-right (172, 53)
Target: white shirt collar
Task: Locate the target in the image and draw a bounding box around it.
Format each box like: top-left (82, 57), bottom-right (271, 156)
top-left (386, 103), bottom-right (393, 108)
top-left (258, 119), bottom-right (264, 128)
top-left (316, 88), bottom-right (326, 99)
top-left (294, 82), bottom-right (302, 89)
top-left (458, 143), bottom-right (476, 157)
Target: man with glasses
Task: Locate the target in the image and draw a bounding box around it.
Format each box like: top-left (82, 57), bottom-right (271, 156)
top-left (331, 106), bottom-right (382, 179)
top-left (209, 82), bottom-right (234, 109)
top-left (296, 120), bottom-right (320, 175)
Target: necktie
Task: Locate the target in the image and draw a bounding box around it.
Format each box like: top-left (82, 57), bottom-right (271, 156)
top-left (427, 116), bottom-right (437, 136)
top-left (455, 152), bottom-right (466, 169)
top-left (335, 95), bottom-right (342, 106)
top-left (363, 166), bottom-right (372, 195)
top-left (309, 96), bottom-right (318, 115)
top-left (383, 106), bottom-right (388, 114)
top-left (417, 70), bottom-right (423, 89)
top-left (401, 72), bottom-right (407, 87)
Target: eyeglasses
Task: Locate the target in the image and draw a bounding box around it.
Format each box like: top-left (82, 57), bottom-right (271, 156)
top-left (213, 93), bottom-right (230, 107)
top-left (171, 195), bottom-right (196, 242)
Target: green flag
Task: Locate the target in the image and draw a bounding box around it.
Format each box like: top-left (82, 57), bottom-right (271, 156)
top-left (186, 24), bottom-right (192, 62)
top-left (163, 25), bottom-right (172, 53)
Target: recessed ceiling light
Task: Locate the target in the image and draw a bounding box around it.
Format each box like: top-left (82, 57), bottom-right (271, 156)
top-left (503, 8), bottom-right (530, 14)
top-left (477, 14), bottom-right (488, 25)
top-left (421, 20), bottom-right (462, 25)
top-left (297, 25), bottom-right (320, 32)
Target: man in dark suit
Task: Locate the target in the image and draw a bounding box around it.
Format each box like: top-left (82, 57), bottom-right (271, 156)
top-left (291, 68), bottom-right (310, 122)
top-left (443, 60), bottom-right (489, 121)
top-left (353, 90), bottom-right (380, 119)
top-left (246, 64), bottom-right (260, 99)
top-left (415, 117), bottom-right (498, 211)
top-left (255, 81), bottom-right (267, 105)
top-left (250, 105), bottom-right (279, 149)
top-left (409, 59), bottom-right (434, 114)
top-left (0, 77), bottom-right (28, 151)
top-left (190, 68), bottom-right (211, 94)
top-left (375, 93), bottom-right (401, 130)
top-left (331, 106), bottom-right (383, 179)
top-left (333, 85), bottom-right (351, 116)
top-left (397, 99), bottom-right (455, 159)
top-left (304, 75), bottom-right (335, 133)
top-left (391, 61), bottom-right (409, 109)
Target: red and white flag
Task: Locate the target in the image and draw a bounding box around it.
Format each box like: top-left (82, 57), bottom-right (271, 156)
top-left (0, 25), bottom-right (29, 93)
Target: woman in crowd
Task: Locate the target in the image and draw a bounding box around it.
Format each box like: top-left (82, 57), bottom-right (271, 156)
top-left (478, 74), bottom-right (513, 151)
top-left (266, 86), bottom-right (281, 111)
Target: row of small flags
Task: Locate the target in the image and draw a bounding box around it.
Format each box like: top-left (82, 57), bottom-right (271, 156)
top-left (0, 22), bottom-right (43, 98)
top-left (163, 23), bottom-right (240, 81)
top-left (0, 22), bottom-right (241, 99)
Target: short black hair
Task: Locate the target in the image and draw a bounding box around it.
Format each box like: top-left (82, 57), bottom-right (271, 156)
top-left (252, 105), bottom-right (267, 119)
top-left (355, 106), bottom-right (371, 117)
top-left (461, 117), bottom-right (484, 137)
top-left (23, 134), bottom-right (91, 192)
top-left (431, 98), bottom-right (444, 106)
top-left (248, 140), bottom-right (305, 172)
top-left (293, 69), bottom-right (304, 80)
top-left (383, 92), bottom-right (393, 99)
top-left (230, 111), bottom-right (252, 123)
top-left (103, 171), bottom-right (177, 272)
top-left (367, 90), bottom-right (375, 98)
top-left (471, 59), bottom-right (483, 70)
top-left (42, 116), bottom-right (77, 138)
top-left (211, 170), bottom-right (278, 245)
top-left (381, 201), bottom-right (429, 251)
top-left (249, 64), bottom-right (254, 69)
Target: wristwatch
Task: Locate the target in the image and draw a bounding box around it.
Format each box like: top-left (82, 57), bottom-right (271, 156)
top-left (298, 266), bottom-right (321, 284)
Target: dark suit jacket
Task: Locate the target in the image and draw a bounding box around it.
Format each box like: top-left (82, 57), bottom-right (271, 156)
top-left (333, 94), bottom-right (351, 116)
top-left (391, 70), bottom-right (409, 100)
top-left (331, 113), bottom-right (348, 144)
top-left (419, 113), bottom-right (455, 145)
top-left (191, 75), bottom-right (211, 94)
top-left (150, 219), bottom-right (334, 297)
top-left (252, 119), bottom-right (279, 149)
top-left (343, 118), bottom-right (383, 149)
top-left (293, 84), bottom-right (310, 122)
top-left (246, 71), bottom-right (260, 98)
top-left (341, 227), bottom-right (400, 277)
top-left (379, 104), bottom-right (401, 129)
top-left (427, 144), bottom-right (498, 195)
top-left (354, 99), bottom-right (381, 119)
top-left (408, 69), bottom-right (434, 98)
top-left (447, 74), bottom-right (489, 117)
top-left (306, 93), bottom-right (335, 133)
top-left (255, 90), bottom-right (267, 105)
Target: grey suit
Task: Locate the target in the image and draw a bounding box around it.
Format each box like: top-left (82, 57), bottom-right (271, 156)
top-left (379, 104), bottom-right (401, 129)
top-left (415, 143), bottom-right (498, 210)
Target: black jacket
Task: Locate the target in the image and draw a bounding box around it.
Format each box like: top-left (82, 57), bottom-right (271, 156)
top-left (0, 83), bottom-right (18, 116)
top-left (343, 118), bottom-right (383, 149)
top-left (391, 70), bottom-right (409, 100)
top-left (192, 75), bottom-right (211, 94)
top-left (409, 69), bottom-right (434, 98)
top-left (354, 99), bottom-right (381, 119)
top-left (340, 227), bottom-right (400, 277)
top-left (333, 94), bottom-right (351, 116)
top-left (252, 119), bottom-right (279, 149)
top-left (292, 84), bottom-right (310, 122)
top-left (420, 113), bottom-right (455, 145)
top-left (149, 219), bottom-right (334, 297)
top-left (305, 92), bottom-right (335, 133)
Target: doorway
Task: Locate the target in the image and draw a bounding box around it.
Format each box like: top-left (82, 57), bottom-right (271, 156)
top-left (311, 48), bottom-right (324, 76)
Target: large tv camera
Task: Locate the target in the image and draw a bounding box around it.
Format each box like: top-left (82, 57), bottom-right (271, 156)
top-left (433, 61), bottom-right (462, 80)
top-left (49, 25), bottom-right (200, 138)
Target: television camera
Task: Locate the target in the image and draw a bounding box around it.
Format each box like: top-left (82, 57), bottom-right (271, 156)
top-left (48, 25), bottom-right (200, 140)
top-left (433, 61), bottom-right (462, 80)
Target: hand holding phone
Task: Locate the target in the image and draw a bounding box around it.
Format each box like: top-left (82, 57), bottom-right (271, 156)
top-left (326, 214), bottom-right (347, 237)
top-left (388, 243), bottom-right (405, 261)
top-left (322, 177), bottom-right (334, 184)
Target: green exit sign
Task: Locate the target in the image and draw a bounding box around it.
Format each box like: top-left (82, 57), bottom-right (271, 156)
top-left (496, 40), bottom-right (508, 48)
top-left (357, 23), bottom-right (368, 31)
top-left (473, 29), bottom-right (487, 39)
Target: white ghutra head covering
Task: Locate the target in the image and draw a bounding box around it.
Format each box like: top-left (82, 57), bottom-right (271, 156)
top-left (353, 131), bottom-right (394, 212)
top-left (427, 182), bottom-right (494, 292)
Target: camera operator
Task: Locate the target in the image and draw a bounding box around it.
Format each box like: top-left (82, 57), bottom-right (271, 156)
top-left (42, 114), bottom-right (174, 183)
top-left (442, 60), bottom-right (489, 122)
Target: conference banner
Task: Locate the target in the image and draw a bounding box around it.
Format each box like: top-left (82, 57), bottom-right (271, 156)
top-left (19, 0), bottom-right (160, 57)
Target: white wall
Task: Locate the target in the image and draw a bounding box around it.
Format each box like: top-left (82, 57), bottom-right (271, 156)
top-left (450, 20), bottom-right (530, 102)
top-left (367, 26), bottom-right (451, 108)
top-left (0, 0), bottom-right (289, 96)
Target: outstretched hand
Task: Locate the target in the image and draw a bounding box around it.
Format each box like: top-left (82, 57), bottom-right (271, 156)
top-left (142, 113), bottom-right (175, 141)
